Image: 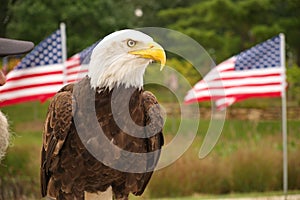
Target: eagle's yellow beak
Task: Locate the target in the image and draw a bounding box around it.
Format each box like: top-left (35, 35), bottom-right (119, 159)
top-left (129, 42), bottom-right (166, 71)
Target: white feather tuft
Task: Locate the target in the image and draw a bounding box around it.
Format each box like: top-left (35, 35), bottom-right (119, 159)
top-left (0, 111), bottom-right (9, 162)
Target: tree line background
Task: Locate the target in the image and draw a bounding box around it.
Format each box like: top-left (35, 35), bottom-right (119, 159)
top-left (1, 0), bottom-right (300, 105)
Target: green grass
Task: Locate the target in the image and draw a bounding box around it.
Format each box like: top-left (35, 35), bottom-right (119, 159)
top-left (130, 190), bottom-right (300, 199)
top-left (0, 102), bottom-right (46, 199)
top-left (1, 101), bottom-right (300, 199)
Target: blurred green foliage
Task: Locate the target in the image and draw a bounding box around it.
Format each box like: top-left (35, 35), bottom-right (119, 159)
top-left (4, 0), bottom-right (137, 55)
top-left (158, 0), bottom-right (300, 66)
top-left (287, 65), bottom-right (300, 105)
top-left (2, 0), bottom-right (197, 55)
top-left (1, 0), bottom-right (299, 65)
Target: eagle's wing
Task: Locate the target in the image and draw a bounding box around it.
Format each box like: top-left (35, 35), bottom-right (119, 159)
top-left (143, 91), bottom-right (164, 151)
top-left (40, 84), bottom-right (75, 197)
top-left (133, 91), bottom-right (164, 195)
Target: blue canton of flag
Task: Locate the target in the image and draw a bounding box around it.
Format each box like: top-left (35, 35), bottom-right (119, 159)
top-left (235, 35), bottom-right (281, 71)
top-left (16, 30), bottom-right (62, 69)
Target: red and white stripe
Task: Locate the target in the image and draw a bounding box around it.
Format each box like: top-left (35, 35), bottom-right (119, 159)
top-left (0, 64), bottom-right (64, 106)
top-left (184, 57), bottom-right (285, 110)
top-left (0, 55), bottom-right (88, 107)
top-left (65, 54), bottom-right (88, 83)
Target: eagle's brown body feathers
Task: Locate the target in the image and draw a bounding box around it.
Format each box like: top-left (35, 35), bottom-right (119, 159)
top-left (41, 77), bottom-right (164, 200)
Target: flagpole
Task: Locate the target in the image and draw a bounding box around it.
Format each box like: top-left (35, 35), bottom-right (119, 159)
top-left (280, 33), bottom-right (288, 199)
top-left (60, 22), bottom-right (67, 85)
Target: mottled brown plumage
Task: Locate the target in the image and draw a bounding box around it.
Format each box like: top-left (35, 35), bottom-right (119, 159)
top-left (41, 76), bottom-right (164, 200)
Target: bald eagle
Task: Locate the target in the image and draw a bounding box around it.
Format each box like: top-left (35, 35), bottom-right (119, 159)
top-left (40, 30), bottom-right (166, 200)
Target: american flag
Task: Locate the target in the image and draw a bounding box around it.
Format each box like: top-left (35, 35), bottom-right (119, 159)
top-left (184, 34), bottom-right (285, 110)
top-left (0, 30), bottom-right (97, 107)
top-left (65, 41), bottom-right (99, 84)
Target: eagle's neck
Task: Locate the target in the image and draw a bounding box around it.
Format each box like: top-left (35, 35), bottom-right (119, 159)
top-left (88, 55), bottom-right (150, 92)
top-left (94, 67), bottom-right (146, 92)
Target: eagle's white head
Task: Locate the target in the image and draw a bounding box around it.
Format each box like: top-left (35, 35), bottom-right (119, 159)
top-left (88, 29), bottom-right (166, 90)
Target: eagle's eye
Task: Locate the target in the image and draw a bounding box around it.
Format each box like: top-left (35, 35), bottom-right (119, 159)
top-left (127, 39), bottom-right (136, 47)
